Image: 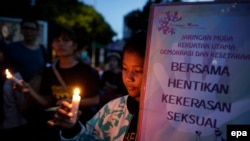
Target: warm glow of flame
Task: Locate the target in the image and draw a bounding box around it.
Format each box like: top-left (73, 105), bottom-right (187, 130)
top-left (73, 88), bottom-right (80, 96)
top-left (5, 69), bottom-right (13, 79)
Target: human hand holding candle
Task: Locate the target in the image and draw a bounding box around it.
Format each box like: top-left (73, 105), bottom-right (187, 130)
top-left (70, 88), bottom-right (81, 123)
top-left (5, 69), bottom-right (23, 86)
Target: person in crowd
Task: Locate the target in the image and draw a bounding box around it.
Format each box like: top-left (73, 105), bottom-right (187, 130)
top-left (99, 52), bottom-right (127, 107)
top-left (0, 17), bottom-right (49, 140)
top-left (0, 23), bottom-right (12, 43)
top-left (76, 45), bottom-right (92, 65)
top-left (0, 39), bottom-right (7, 130)
top-left (47, 30), bottom-right (147, 141)
top-left (3, 17), bottom-right (49, 84)
top-left (0, 39), bottom-right (5, 63)
top-left (0, 39), bottom-right (31, 140)
top-left (18, 25), bottom-right (100, 140)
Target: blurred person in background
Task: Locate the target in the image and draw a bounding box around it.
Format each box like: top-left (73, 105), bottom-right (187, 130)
top-left (16, 25), bottom-right (100, 141)
top-left (99, 52), bottom-right (127, 107)
top-left (0, 39), bottom-right (7, 131)
top-left (0, 23), bottom-right (12, 43)
top-left (76, 45), bottom-right (92, 65)
top-left (0, 17), bottom-right (49, 140)
top-left (0, 39), bottom-right (31, 140)
top-left (3, 17), bottom-right (49, 84)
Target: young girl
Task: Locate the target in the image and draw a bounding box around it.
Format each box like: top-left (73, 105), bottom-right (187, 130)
top-left (48, 31), bottom-right (147, 141)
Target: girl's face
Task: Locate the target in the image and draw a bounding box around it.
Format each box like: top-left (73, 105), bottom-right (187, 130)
top-left (122, 51), bottom-right (144, 102)
top-left (52, 35), bottom-right (77, 57)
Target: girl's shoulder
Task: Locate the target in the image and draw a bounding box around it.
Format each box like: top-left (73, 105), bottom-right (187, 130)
top-left (89, 95), bottom-right (131, 126)
top-left (106, 95), bottom-right (128, 106)
top-left (98, 95), bottom-right (129, 114)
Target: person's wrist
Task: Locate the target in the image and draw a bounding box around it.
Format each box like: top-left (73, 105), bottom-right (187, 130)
top-left (61, 121), bottom-right (82, 138)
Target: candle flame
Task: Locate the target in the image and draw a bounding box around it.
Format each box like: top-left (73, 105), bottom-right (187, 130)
top-left (5, 69), bottom-right (13, 79)
top-left (73, 88), bottom-right (80, 96)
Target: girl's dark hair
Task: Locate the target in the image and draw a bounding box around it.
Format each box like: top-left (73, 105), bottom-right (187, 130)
top-left (122, 30), bottom-right (147, 59)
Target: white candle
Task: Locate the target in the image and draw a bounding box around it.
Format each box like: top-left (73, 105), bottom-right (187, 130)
top-left (70, 88), bottom-right (81, 123)
top-left (5, 69), bottom-right (23, 86)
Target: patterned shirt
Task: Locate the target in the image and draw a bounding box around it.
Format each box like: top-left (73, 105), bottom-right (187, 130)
top-left (61, 95), bottom-right (139, 141)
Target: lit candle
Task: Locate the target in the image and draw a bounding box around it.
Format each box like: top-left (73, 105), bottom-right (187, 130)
top-left (5, 69), bottom-right (23, 86)
top-left (70, 88), bottom-right (81, 123)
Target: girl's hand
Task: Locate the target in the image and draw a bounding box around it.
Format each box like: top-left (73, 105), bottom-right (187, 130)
top-left (56, 98), bottom-right (71, 106)
top-left (47, 100), bottom-right (82, 129)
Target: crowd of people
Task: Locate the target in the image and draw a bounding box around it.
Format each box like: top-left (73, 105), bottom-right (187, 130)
top-left (0, 17), bottom-right (146, 141)
top-left (0, 18), bottom-right (49, 140)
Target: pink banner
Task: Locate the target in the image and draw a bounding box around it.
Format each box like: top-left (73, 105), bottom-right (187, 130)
top-left (138, 2), bottom-right (250, 141)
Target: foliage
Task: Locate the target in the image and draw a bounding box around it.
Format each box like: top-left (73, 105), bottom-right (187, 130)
top-left (124, 0), bottom-right (182, 39)
top-left (0, 0), bottom-right (115, 46)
